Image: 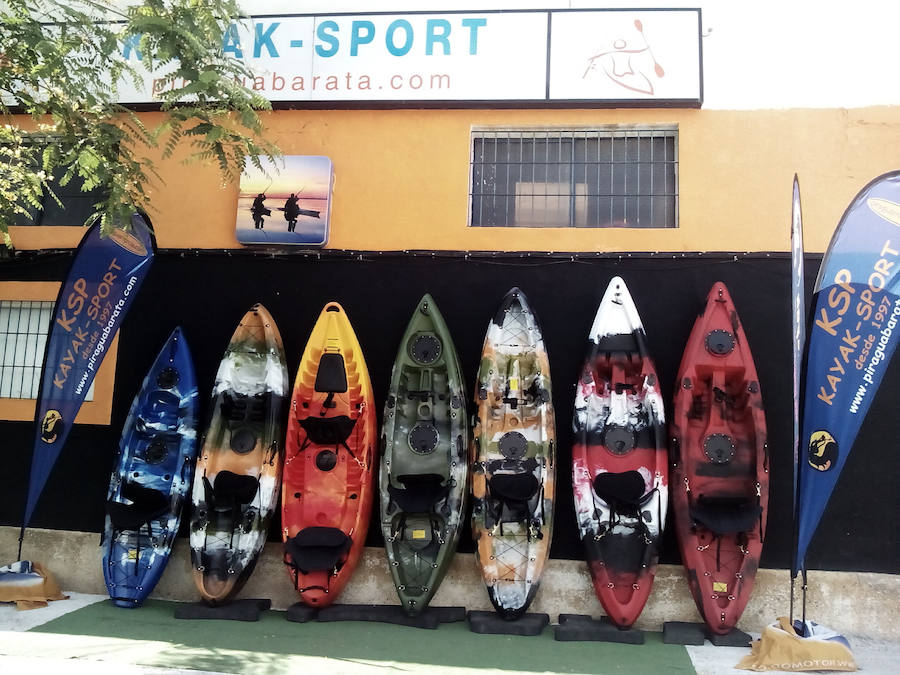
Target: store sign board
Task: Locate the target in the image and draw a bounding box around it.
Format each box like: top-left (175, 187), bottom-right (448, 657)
top-left (549, 11), bottom-right (702, 102)
top-left (117, 9), bottom-right (702, 105)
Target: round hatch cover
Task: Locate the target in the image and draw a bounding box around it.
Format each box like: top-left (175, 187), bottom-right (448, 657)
top-left (409, 423), bottom-right (439, 454)
top-left (145, 438), bottom-right (169, 464)
top-left (156, 367), bottom-right (180, 390)
top-left (499, 431), bottom-right (528, 460)
top-left (706, 330), bottom-right (736, 356)
top-left (315, 450), bottom-right (338, 471)
top-left (230, 427), bottom-right (257, 454)
top-left (410, 334), bottom-right (442, 365)
top-left (604, 425), bottom-right (636, 455)
top-left (704, 433), bottom-right (736, 464)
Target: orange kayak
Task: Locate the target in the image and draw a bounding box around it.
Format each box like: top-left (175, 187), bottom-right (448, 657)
top-left (282, 302), bottom-right (376, 607)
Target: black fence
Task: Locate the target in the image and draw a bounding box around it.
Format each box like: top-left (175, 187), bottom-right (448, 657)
top-left (2, 250), bottom-right (898, 574)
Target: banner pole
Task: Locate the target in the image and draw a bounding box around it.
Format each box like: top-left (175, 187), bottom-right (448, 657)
top-left (789, 175), bottom-right (806, 626)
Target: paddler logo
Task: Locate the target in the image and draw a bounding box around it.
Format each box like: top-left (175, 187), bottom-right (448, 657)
top-left (108, 227), bottom-right (147, 256)
top-left (40, 409), bottom-right (64, 444)
top-left (867, 198), bottom-right (900, 227)
top-left (808, 430), bottom-right (838, 471)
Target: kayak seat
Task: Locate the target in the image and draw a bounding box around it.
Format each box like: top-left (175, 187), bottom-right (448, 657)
top-left (299, 415), bottom-right (356, 446)
top-left (691, 494), bottom-right (761, 535)
top-left (106, 481), bottom-right (169, 531)
top-left (593, 470), bottom-right (647, 515)
top-left (388, 474), bottom-right (450, 514)
top-left (284, 526), bottom-right (351, 573)
top-left (489, 473), bottom-right (539, 502)
top-left (204, 471), bottom-right (259, 510)
top-left (487, 472), bottom-right (540, 524)
top-left (315, 353), bottom-right (348, 393)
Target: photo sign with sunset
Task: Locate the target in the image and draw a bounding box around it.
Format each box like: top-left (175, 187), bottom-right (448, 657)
top-left (236, 156), bottom-right (333, 246)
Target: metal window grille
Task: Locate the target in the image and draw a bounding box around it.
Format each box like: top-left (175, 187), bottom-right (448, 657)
top-left (469, 127), bottom-right (678, 228)
top-left (0, 300), bottom-right (93, 400)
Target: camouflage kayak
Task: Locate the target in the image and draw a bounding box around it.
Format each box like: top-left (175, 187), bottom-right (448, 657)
top-left (103, 327), bottom-right (198, 608)
top-left (471, 287), bottom-right (556, 619)
top-left (189, 304), bottom-right (288, 605)
top-left (380, 294), bottom-right (468, 616)
top-left (572, 277), bottom-right (668, 629)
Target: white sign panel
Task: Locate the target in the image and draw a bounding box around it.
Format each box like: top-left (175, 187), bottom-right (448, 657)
top-left (117, 9), bottom-right (701, 105)
top-left (549, 10), bottom-right (701, 102)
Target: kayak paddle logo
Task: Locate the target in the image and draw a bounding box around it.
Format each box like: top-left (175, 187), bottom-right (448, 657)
top-left (867, 198), bottom-right (900, 226)
top-left (808, 430), bottom-right (838, 471)
top-left (582, 19), bottom-right (665, 95)
top-left (40, 409), bottom-right (64, 444)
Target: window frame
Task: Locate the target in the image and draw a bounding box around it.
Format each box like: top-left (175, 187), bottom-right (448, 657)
top-left (467, 124), bottom-right (679, 229)
top-left (0, 282), bottom-right (117, 423)
top-left (4, 134), bottom-right (101, 250)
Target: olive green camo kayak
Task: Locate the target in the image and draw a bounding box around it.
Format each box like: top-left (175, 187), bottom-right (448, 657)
top-left (471, 287), bottom-right (556, 619)
top-left (380, 294), bottom-right (468, 616)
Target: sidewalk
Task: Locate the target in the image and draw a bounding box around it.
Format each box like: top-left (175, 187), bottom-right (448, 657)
top-left (0, 593), bottom-right (896, 674)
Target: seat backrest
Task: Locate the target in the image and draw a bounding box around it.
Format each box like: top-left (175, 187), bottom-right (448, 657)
top-left (213, 471), bottom-right (259, 506)
top-left (388, 473), bottom-right (449, 513)
top-left (489, 472), bottom-right (539, 503)
top-left (315, 353), bottom-right (348, 393)
top-left (691, 494), bottom-right (761, 535)
top-left (299, 415), bottom-right (356, 445)
top-left (593, 470), bottom-right (647, 512)
top-left (285, 526), bottom-right (351, 573)
top-left (106, 481), bottom-right (169, 531)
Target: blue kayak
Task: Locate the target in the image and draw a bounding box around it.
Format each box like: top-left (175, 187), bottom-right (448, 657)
top-left (102, 327), bottom-right (199, 607)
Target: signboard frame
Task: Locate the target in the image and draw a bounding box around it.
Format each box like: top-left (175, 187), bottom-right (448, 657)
top-left (119, 8), bottom-right (703, 109)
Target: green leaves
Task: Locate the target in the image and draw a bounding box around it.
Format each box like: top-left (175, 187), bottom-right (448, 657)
top-left (1, 0), bottom-right (280, 242)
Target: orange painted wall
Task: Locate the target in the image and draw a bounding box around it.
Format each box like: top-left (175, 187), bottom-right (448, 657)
top-left (9, 106), bottom-right (900, 253)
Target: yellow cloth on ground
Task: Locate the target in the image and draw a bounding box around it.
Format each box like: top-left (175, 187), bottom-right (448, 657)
top-left (0, 560), bottom-right (68, 610)
top-left (736, 617), bottom-right (857, 672)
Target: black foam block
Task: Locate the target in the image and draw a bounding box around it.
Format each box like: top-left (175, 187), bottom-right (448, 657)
top-left (555, 615), bottom-right (645, 644)
top-left (707, 627), bottom-right (752, 647)
top-left (467, 610), bottom-right (549, 636)
top-left (315, 604), bottom-right (466, 629)
top-left (174, 598), bottom-right (271, 622)
top-left (286, 602), bottom-right (318, 623)
top-left (663, 621), bottom-right (707, 645)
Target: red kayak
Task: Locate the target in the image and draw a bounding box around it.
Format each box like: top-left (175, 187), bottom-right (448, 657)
top-left (572, 277), bottom-right (668, 629)
top-left (281, 302), bottom-right (376, 607)
top-left (670, 282), bottom-right (768, 635)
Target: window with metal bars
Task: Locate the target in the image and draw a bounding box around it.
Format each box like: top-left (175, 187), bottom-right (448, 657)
top-left (0, 300), bottom-right (93, 400)
top-left (469, 127), bottom-right (678, 228)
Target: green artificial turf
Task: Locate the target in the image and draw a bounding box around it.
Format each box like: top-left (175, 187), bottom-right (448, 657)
top-left (29, 599), bottom-right (696, 674)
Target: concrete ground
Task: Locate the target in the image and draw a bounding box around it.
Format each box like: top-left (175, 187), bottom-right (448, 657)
top-left (1, 593), bottom-right (898, 674)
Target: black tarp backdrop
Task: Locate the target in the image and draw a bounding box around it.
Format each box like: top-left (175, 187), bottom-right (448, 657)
top-left (2, 251), bottom-right (898, 574)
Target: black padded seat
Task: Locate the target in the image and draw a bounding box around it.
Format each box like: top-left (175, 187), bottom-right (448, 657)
top-left (204, 471), bottom-right (259, 508)
top-left (593, 470), bottom-right (646, 513)
top-left (690, 495), bottom-right (761, 535)
top-left (490, 473), bottom-right (539, 502)
top-left (106, 481), bottom-right (169, 531)
top-left (388, 474), bottom-right (449, 513)
top-left (299, 415), bottom-right (356, 445)
top-left (487, 472), bottom-right (540, 525)
top-left (285, 527), bottom-right (351, 573)
top-left (315, 353), bottom-right (348, 393)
